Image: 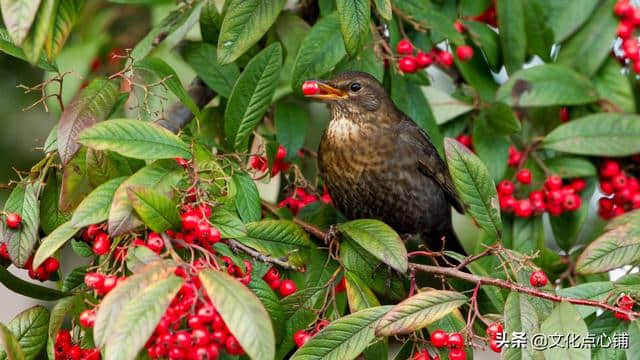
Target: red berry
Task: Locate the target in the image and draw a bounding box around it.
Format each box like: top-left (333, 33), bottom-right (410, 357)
top-left (570, 179), bottom-right (586, 192)
top-left (544, 175), bottom-right (563, 191)
top-left (192, 328), bottom-right (210, 347)
top-left (437, 51), bottom-right (454, 67)
top-left (615, 0), bottom-right (634, 17)
top-left (196, 222), bottom-right (211, 241)
top-left (278, 279), bottom-right (297, 297)
top-left (456, 45), bottom-right (474, 61)
top-left (101, 275), bottom-right (118, 295)
top-left (514, 199), bottom-right (533, 218)
top-left (147, 232), bottom-right (164, 253)
top-left (169, 347), bottom-right (185, 359)
top-left (448, 348), bottom-right (466, 360)
top-left (618, 21), bottom-right (634, 38)
top-left (486, 322), bottom-right (503, 339)
top-left (263, 268), bottom-right (280, 283)
top-left (454, 20), bottom-right (466, 33)
top-left (43, 257), bottom-right (60, 273)
top-left (499, 195), bottom-right (516, 212)
top-left (613, 173), bottom-right (628, 190)
top-left (268, 278), bottom-right (281, 290)
top-left (619, 295), bottom-right (634, 309)
top-left (276, 145), bottom-right (287, 160)
top-left (225, 336), bottom-right (243, 355)
top-left (181, 212), bottom-right (200, 231)
top-left (86, 224), bottom-right (102, 239)
top-left (207, 344), bottom-right (220, 359)
top-left (416, 51), bottom-right (433, 68)
top-left (516, 169), bottom-right (532, 185)
top-left (489, 338), bottom-right (502, 353)
top-left (447, 333), bottom-right (464, 349)
top-left (293, 330), bottom-right (311, 347)
top-left (529, 270), bottom-right (548, 287)
top-left (601, 160), bottom-right (621, 178)
top-left (302, 81), bottom-right (320, 95)
top-left (79, 309), bottom-right (96, 328)
top-left (207, 226), bottom-right (221, 243)
top-left (412, 349), bottom-right (431, 360)
top-left (84, 272), bottom-right (105, 289)
top-left (211, 330), bottom-right (227, 345)
top-left (396, 39), bottom-right (413, 55)
top-left (456, 134), bottom-right (472, 148)
top-left (398, 56), bottom-right (418, 73)
top-left (68, 345), bottom-right (83, 360)
top-left (563, 193), bottom-right (582, 211)
top-left (334, 277), bottom-right (347, 293)
top-left (175, 157), bottom-right (189, 168)
top-left (559, 107), bottom-right (570, 122)
top-left (430, 329), bottom-right (448, 348)
top-left (93, 233), bottom-right (111, 255)
top-left (497, 180), bottom-right (514, 196)
top-left (5, 213), bottom-right (21, 229)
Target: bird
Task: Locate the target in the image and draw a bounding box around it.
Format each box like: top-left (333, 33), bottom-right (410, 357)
top-left (303, 71), bottom-right (465, 253)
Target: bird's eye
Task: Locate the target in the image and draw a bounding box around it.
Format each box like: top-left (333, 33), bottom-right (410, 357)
top-left (350, 82), bottom-right (362, 92)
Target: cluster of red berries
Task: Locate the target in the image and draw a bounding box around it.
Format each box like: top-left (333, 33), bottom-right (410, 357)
top-left (146, 265), bottom-right (246, 359)
top-left (84, 271), bottom-right (125, 297)
top-left (529, 270), bottom-right (548, 287)
top-left (394, 39), bottom-right (473, 74)
top-left (54, 329), bottom-right (101, 360)
top-left (614, 294), bottom-right (636, 321)
top-left (497, 172), bottom-right (585, 218)
top-left (278, 187), bottom-right (332, 215)
top-left (292, 320), bottom-right (330, 348)
top-left (219, 257), bottom-right (253, 285)
top-left (249, 146), bottom-right (290, 176)
top-left (428, 329), bottom-right (466, 360)
top-left (597, 159), bottom-right (640, 219)
top-left (0, 243), bottom-right (59, 282)
top-left (81, 224), bottom-right (112, 256)
top-left (262, 267), bottom-right (298, 297)
top-left (614, 0), bottom-right (640, 73)
top-left (485, 322), bottom-right (504, 353)
top-left (165, 203), bottom-right (221, 251)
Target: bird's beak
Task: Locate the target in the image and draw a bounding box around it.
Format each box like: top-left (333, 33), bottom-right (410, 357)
top-left (302, 80), bottom-right (347, 100)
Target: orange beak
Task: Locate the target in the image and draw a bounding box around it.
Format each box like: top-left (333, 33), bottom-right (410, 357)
top-left (302, 81), bottom-right (347, 100)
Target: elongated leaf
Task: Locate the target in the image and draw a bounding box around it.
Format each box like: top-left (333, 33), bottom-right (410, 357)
top-left (71, 176), bottom-right (126, 228)
top-left (444, 138), bottom-right (502, 239)
top-left (0, 27), bottom-right (56, 71)
top-left (78, 119), bottom-right (192, 161)
top-left (628, 320), bottom-right (640, 360)
top-left (61, 266), bottom-right (87, 291)
top-left (182, 42), bottom-right (239, 98)
top-left (423, 86), bottom-right (473, 125)
top-left (496, 0), bottom-right (525, 73)
top-left (104, 276), bottom-right (183, 360)
top-left (59, 148), bottom-right (91, 212)
top-left (199, 269), bottom-right (275, 360)
top-left (247, 277), bottom-right (286, 342)
top-left (595, 57), bottom-right (635, 113)
top-left (232, 173), bottom-right (261, 223)
top-left (542, 113), bottom-right (640, 156)
top-left (225, 43), bottom-right (282, 151)
top-left (556, 282), bottom-right (614, 318)
top-left (390, 0), bottom-right (463, 45)
top-left (0, 323), bottom-right (24, 360)
top-left (0, 0), bottom-right (41, 45)
top-left (21, 0), bottom-right (55, 63)
top-left (495, 64), bottom-right (599, 107)
top-left (372, 0), bottom-right (391, 20)
top-left (375, 290), bottom-right (466, 336)
top-left (44, 0), bottom-right (85, 61)
top-left (128, 186), bottom-right (181, 233)
top-left (0, 267), bottom-right (69, 301)
top-left (57, 78), bottom-right (120, 165)
top-left (46, 296), bottom-right (78, 359)
top-left (345, 272), bottom-right (380, 313)
top-left (482, 102), bottom-right (521, 135)
top-left (544, 157), bottom-right (596, 178)
top-left (338, 219), bottom-right (407, 273)
top-left (32, 221), bottom-right (77, 269)
top-left (3, 183), bottom-right (40, 267)
top-left (522, 0), bottom-right (553, 61)
top-left (86, 149), bottom-right (125, 187)
top-left (464, 20), bottom-right (502, 72)
top-left (108, 160), bottom-right (182, 236)
top-left (503, 292), bottom-right (543, 360)
top-left (336, 0), bottom-right (370, 56)
top-left (291, 306), bottom-right (392, 360)
top-left (40, 170), bottom-right (71, 234)
top-left (274, 103), bottom-right (309, 161)
top-left (291, 13), bottom-right (346, 92)
top-left (238, 220), bottom-right (313, 267)
top-left (94, 260), bottom-right (176, 347)
top-left (134, 58), bottom-right (201, 120)
top-left (209, 207), bottom-right (247, 238)
top-left (539, 0), bottom-right (599, 43)
top-left (473, 117), bottom-right (509, 182)
top-left (126, 246), bottom-right (161, 273)
top-left (576, 221), bottom-right (640, 274)
top-left (540, 302), bottom-right (589, 360)
top-left (0, 306), bottom-right (49, 360)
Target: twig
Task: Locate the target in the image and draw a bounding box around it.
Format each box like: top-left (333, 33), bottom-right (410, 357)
top-left (227, 239), bottom-right (301, 271)
top-left (261, 200), bottom-right (327, 240)
top-left (455, 244), bottom-right (498, 270)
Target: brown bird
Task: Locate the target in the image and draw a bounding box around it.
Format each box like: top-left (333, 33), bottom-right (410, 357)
top-left (304, 71), bottom-right (465, 252)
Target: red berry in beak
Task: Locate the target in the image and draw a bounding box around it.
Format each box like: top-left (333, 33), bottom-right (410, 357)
top-left (302, 81), bottom-right (320, 95)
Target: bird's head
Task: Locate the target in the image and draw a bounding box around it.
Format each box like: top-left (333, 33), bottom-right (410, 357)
top-left (302, 71), bottom-right (387, 113)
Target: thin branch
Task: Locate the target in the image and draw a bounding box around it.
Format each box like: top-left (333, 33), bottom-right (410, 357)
top-left (227, 239), bottom-right (301, 271)
top-left (261, 200), bottom-right (327, 240)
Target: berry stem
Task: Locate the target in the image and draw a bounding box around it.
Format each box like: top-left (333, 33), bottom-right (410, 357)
top-left (227, 239), bottom-right (301, 271)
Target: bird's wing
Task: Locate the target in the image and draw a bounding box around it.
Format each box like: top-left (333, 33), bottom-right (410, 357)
top-left (397, 118), bottom-right (465, 214)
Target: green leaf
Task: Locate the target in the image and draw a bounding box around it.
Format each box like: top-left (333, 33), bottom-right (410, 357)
top-left (544, 157), bottom-right (597, 178)
top-left (291, 13), bottom-right (347, 93)
top-left (291, 306), bottom-right (392, 360)
top-left (628, 320), bottom-right (640, 360)
top-left (512, 217), bottom-right (544, 255)
top-left (481, 102), bottom-right (521, 135)
top-left (372, 0), bottom-right (391, 20)
top-left (336, 0), bottom-right (370, 56)
top-left (345, 272), bottom-right (380, 313)
top-left (247, 277), bottom-right (286, 343)
top-left (275, 12), bottom-right (310, 91)
top-left (3, 183), bottom-right (40, 267)
top-left (522, 0), bottom-right (553, 61)
top-left (232, 173), bottom-right (261, 223)
top-left (21, 0), bottom-right (55, 64)
top-left (375, 290), bottom-right (467, 336)
top-left (496, 0), bottom-right (526, 74)
top-left (77, 119), bottom-right (192, 161)
top-left (0, 266), bottom-right (69, 301)
top-left (199, 269), bottom-right (276, 360)
top-left (539, 0), bottom-right (599, 43)
top-left (556, 282), bottom-right (614, 318)
top-left (444, 138), bottom-right (502, 239)
top-left (0, 27), bottom-right (56, 71)
top-left (0, 306), bottom-right (49, 360)
top-left (209, 207), bottom-right (247, 238)
top-left (594, 57), bottom-right (635, 113)
top-left (555, 0), bottom-right (617, 77)
top-left (274, 103), bottom-right (309, 161)
top-left (104, 276), bottom-right (183, 360)
top-left (40, 170), bottom-right (72, 235)
top-left (224, 43), bottom-right (282, 151)
top-left (459, 0), bottom-right (491, 16)
top-left (542, 113), bottom-right (640, 156)
top-left (46, 296), bottom-right (78, 359)
top-left (130, 2), bottom-right (203, 61)
top-left (238, 220), bottom-right (313, 267)
top-left (464, 20), bottom-right (502, 72)
top-left (422, 87), bottom-right (473, 125)
top-left (216, 0), bottom-right (286, 64)
top-left (86, 149), bottom-right (129, 187)
top-left (127, 186), bottom-right (181, 233)
top-left (108, 160), bottom-right (182, 236)
top-left (57, 78), bottom-right (120, 165)
top-left (44, 0), bottom-right (86, 61)
top-left (94, 260), bottom-right (176, 347)
top-left (0, 0), bottom-right (41, 45)
top-left (540, 302), bottom-right (590, 360)
top-left (134, 57), bottom-right (201, 121)
top-left (576, 221), bottom-right (640, 274)
top-left (182, 42), bottom-right (239, 98)
top-left (495, 64), bottom-right (599, 107)
top-left (390, 0), bottom-right (464, 45)
top-left (126, 246), bottom-right (161, 273)
top-left (503, 292), bottom-right (543, 360)
top-left (61, 266), bottom-right (88, 291)
top-left (32, 221), bottom-right (77, 269)
top-left (452, 43), bottom-right (499, 102)
top-left (338, 219), bottom-right (408, 274)
top-left (473, 117), bottom-right (509, 182)
top-left (70, 239), bottom-right (92, 258)
top-left (59, 148), bottom-right (91, 212)
top-left (71, 176), bottom-right (126, 228)
top-left (0, 322), bottom-right (25, 360)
